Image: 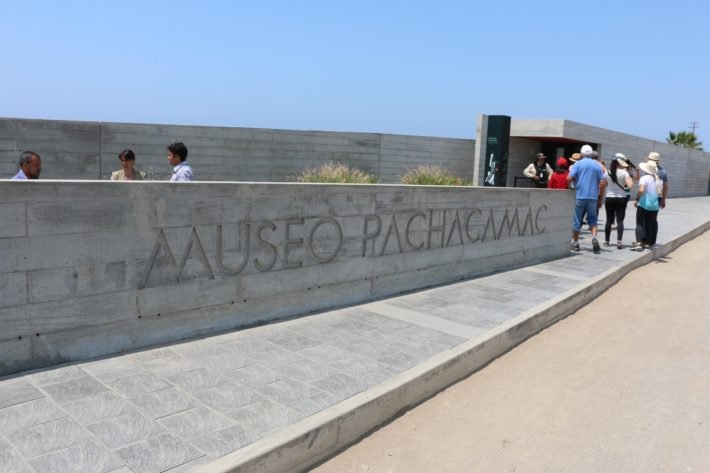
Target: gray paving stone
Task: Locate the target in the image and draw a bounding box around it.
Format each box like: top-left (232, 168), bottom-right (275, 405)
top-left (220, 364), bottom-right (279, 388)
top-left (256, 378), bottom-right (321, 405)
top-left (107, 467), bottom-right (136, 473)
top-left (157, 407), bottom-right (234, 441)
top-left (377, 351), bottom-right (422, 371)
top-left (170, 342), bottom-right (230, 359)
top-left (28, 439), bottom-right (122, 473)
top-left (138, 355), bottom-right (204, 378)
top-left (0, 380), bottom-right (44, 409)
top-left (297, 344), bottom-right (351, 363)
top-left (322, 329), bottom-right (372, 347)
top-left (0, 397), bottom-right (66, 434)
top-left (115, 432), bottom-right (202, 473)
top-left (128, 347), bottom-right (178, 363)
top-left (161, 455), bottom-right (211, 472)
top-left (87, 411), bottom-right (165, 449)
top-left (62, 391), bottom-right (137, 425)
top-left (274, 358), bottom-right (341, 382)
top-left (194, 351), bottom-right (253, 373)
top-left (7, 416), bottom-right (90, 458)
top-left (165, 368), bottom-right (229, 393)
top-left (191, 424), bottom-right (260, 459)
top-left (246, 344), bottom-right (307, 369)
top-left (310, 373), bottom-right (370, 400)
top-left (131, 388), bottom-right (196, 420)
top-left (262, 333), bottom-right (321, 352)
top-left (217, 337), bottom-right (272, 356)
top-left (325, 315), bottom-right (376, 333)
top-left (361, 366), bottom-right (401, 386)
top-left (0, 449), bottom-right (33, 473)
top-left (79, 357), bottom-right (146, 381)
top-left (288, 322), bottom-right (370, 346)
top-left (42, 376), bottom-right (108, 404)
top-left (105, 373), bottom-right (171, 399)
top-left (339, 339), bottom-right (400, 359)
top-left (327, 354), bottom-right (396, 380)
top-left (226, 397), bottom-right (303, 436)
top-left (193, 383), bottom-right (258, 413)
top-left (343, 309), bottom-right (412, 330)
top-left (25, 365), bottom-right (85, 387)
top-left (0, 435), bottom-right (10, 451)
top-left (286, 391), bottom-right (344, 417)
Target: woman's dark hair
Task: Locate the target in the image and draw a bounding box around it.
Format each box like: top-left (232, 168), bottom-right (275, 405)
top-left (119, 149), bottom-right (136, 161)
top-left (609, 159), bottom-right (620, 186)
top-left (167, 142), bottom-right (188, 161)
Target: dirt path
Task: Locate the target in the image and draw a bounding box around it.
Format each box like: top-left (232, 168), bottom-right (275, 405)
top-left (312, 231), bottom-right (710, 473)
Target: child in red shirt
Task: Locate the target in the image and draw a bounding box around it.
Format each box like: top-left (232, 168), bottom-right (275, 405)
top-left (548, 157), bottom-right (569, 189)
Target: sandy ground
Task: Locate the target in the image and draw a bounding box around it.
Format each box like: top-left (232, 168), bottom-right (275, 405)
top-left (312, 231), bottom-right (710, 473)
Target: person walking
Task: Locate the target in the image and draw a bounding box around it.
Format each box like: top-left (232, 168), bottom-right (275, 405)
top-left (603, 154), bottom-right (633, 248)
top-left (567, 145), bottom-right (606, 252)
top-left (632, 160), bottom-right (663, 251)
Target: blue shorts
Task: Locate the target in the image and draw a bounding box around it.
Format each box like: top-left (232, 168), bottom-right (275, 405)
top-left (573, 199), bottom-right (599, 231)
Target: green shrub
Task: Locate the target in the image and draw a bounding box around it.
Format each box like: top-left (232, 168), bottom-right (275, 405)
top-left (297, 162), bottom-right (377, 184)
top-left (400, 166), bottom-right (468, 186)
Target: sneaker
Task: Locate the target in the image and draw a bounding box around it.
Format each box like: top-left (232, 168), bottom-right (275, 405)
top-left (642, 244), bottom-right (652, 251)
top-left (570, 241), bottom-right (580, 252)
top-left (617, 241), bottom-right (623, 250)
top-left (630, 241), bottom-right (642, 251)
top-left (603, 241), bottom-right (610, 247)
top-left (592, 238), bottom-right (600, 253)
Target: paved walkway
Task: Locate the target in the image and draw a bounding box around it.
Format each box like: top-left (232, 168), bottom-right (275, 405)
top-left (1, 197), bottom-right (709, 473)
top-left (312, 220), bottom-right (710, 473)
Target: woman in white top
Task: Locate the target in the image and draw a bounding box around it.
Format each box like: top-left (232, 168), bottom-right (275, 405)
top-left (632, 160), bottom-right (663, 250)
top-left (603, 154), bottom-right (633, 249)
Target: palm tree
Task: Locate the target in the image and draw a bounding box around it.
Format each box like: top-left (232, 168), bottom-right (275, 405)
top-left (666, 131), bottom-right (704, 150)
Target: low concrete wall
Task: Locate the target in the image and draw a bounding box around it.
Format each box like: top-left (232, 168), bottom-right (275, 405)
top-left (0, 181), bottom-right (572, 375)
top-left (0, 118), bottom-right (474, 183)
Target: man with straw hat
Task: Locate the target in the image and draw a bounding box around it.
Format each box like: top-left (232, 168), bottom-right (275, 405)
top-left (632, 159), bottom-right (663, 251)
top-left (567, 144), bottom-right (606, 252)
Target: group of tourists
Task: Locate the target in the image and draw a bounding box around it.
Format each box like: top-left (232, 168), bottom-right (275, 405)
top-left (9, 142), bottom-right (193, 182)
top-left (525, 146), bottom-right (668, 253)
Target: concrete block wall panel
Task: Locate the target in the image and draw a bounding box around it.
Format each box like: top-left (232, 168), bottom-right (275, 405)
top-left (507, 138), bottom-right (540, 188)
top-left (510, 119), bottom-right (566, 138)
top-left (378, 135), bottom-right (474, 183)
top-left (0, 181), bottom-right (572, 375)
top-left (0, 118), bottom-right (474, 184)
top-left (100, 123), bottom-right (385, 182)
top-left (0, 118), bottom-right (100, 179)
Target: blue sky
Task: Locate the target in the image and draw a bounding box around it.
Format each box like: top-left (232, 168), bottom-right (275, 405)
top-left (1, 1), bottom-right (708, 143)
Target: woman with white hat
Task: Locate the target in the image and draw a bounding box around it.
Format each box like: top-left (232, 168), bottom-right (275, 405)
top-left (632, 160), bottom-right (663, 250)
top-left (603, 154), bottom-right (634, 249)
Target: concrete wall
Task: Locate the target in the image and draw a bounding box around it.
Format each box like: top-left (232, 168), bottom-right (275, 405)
top-left (0, 118), bottom-right (474, 183)
top-left (0, 181), bottom-right (572, 375)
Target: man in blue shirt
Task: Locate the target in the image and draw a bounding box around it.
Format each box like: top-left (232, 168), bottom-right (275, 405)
top-left (167, 142), bottom-right (193, 181)
top-left (567, 145), bottom-right (606, 252)
top-left (11, 151), bottom-right (42, 180)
